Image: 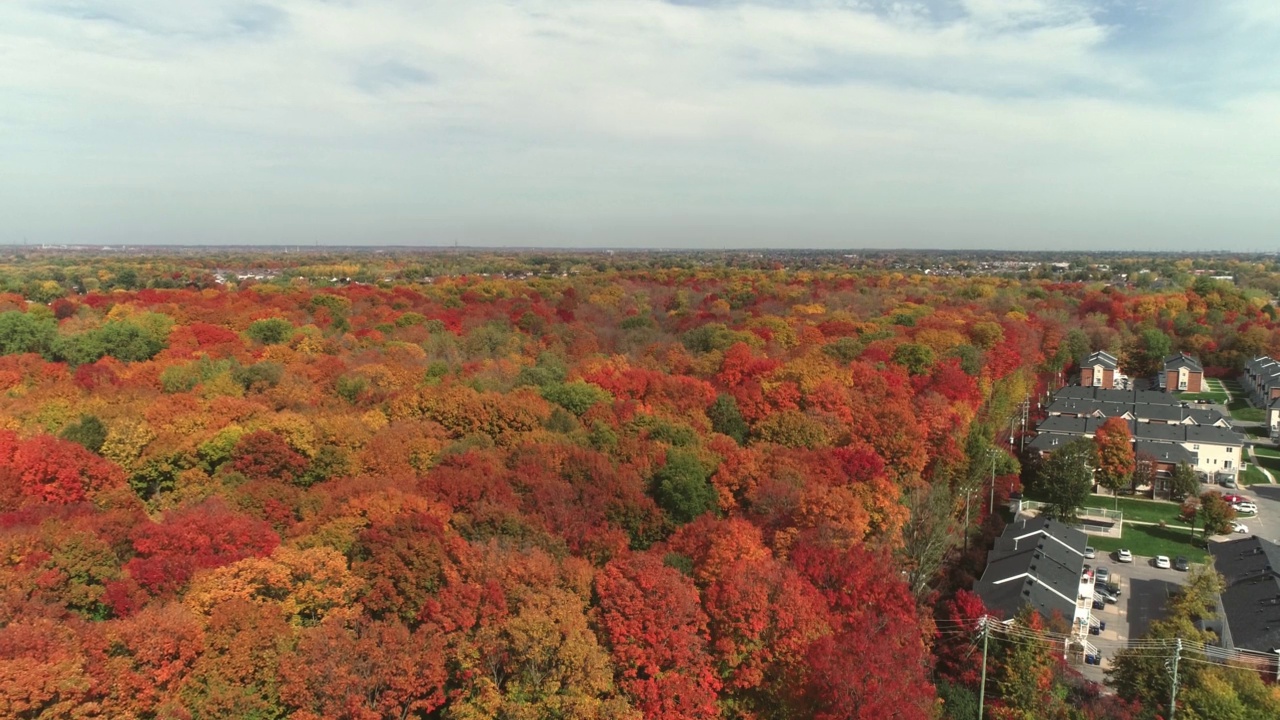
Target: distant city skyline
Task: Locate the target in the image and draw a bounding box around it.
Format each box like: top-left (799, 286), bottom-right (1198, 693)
top-left (3, 1), bottom-right (1279, 249)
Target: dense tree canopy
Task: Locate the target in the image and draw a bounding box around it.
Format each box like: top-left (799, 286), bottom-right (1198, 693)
top-left (0, 249), bottom-right (1276, 718)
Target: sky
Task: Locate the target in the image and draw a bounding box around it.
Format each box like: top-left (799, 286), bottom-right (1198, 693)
top-left (2, 0), bottom-right (1279, 250)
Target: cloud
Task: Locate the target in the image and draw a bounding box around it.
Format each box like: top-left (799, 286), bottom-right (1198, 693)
top-left (1, 0), bottom-right (1278, 248)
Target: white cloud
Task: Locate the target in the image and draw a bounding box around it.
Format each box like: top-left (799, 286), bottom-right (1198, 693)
top-left (0, 0), bottom-right (1277, 248)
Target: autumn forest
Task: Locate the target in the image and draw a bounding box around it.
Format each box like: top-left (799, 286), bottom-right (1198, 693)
top-left (1, 250), bottom-right (1277, 720)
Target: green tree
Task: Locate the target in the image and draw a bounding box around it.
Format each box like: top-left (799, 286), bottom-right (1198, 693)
top-left (59, 415), bottom-right (108, 454)
top-left (1125, 327), bottom-right (1172, 378)
top-left (1198, 491), bottom-right (1237, 536)
top-left (246, 318), bottom-right (294, 345)
top-left (892, 342), bottom-right (936, 376)
top-left (1169, 461), bottom-right (1199, 502)
top-left (651, 449), bottom-right (718, 524)
top-left (707, 394), bottom-right (748, 445)
top-left (0, 311), bottom-right (56, 355)
top-left (98, 320), bottom-right (167, 362)
top-left (1034, 438), bottom-right (1096, 522)
top-left (540, 380), bottom-right (611, 416)
top-left (49, 331), bottom-right (107, 365)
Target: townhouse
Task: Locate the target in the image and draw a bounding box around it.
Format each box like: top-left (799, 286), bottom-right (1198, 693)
top-left (1243, 356), bottom-right (1280, 439)
top-left (1160, 353), bottom-right (1205, 393)
top-left (1030, 386), bottom-right (1243, 485)
top-left (1079, 350), bottom-right (1121, 390)
top-left (974, 518), bottom-right (1095, 642)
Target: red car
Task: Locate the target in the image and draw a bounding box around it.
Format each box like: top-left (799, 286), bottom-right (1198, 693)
top-left (1224, 494), bottom-right (1250, 505)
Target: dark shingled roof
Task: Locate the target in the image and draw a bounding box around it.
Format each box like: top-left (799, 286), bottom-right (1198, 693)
top-left (1133, 439), bottom-right (1195, 465)
top-left (1046, 396), bottom-right (1227, 426)
top-left (1209, 537), bottom-right (1280, 653)
top-left (1163, 353), bottom-right (1203, 372)
top-left (1082, 350), bottom-right (1119, 370)
top-left (974, 518), bottom-right (1088, 624)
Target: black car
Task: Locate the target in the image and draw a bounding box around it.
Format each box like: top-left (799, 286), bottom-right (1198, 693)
top-left (1104, 581), bottom-right (1121, 598)
top-left (1174, 556), bottom-right (1190, 572)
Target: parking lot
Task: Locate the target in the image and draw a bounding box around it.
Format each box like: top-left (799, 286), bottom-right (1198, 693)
top-left (1079, 552), bottom-right (1190, 683)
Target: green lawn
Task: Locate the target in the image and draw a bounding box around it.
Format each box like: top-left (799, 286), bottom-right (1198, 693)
top-left (1253, 454), bottom-right (1280, 474)
top-left (1229, 398), bottom-right (1266, 422)
top-left (1093, 495), bottom-right (1189, 525)
top-left (1252, 446), bottom-right (1280, 458)
top-left (1241, 426), bottom-right (1270, 438)
top-left (1090, 523), bottom-right (1209, 563)
top-left (1241, 465), bottom-right (1271, 486)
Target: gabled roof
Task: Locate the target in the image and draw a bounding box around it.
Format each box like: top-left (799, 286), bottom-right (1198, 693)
top-left (1037, 416), bottom-right (1093, 435)
top-left (974, 518), bottom-right (1087, 623)
top-left (1163, 353), bottom-right (1203, 372)
top-left (1209, 537), bottom-right (1280, 653)
top-left (1185, 424), bottom-right (1245, 446)
top-left (1082, 350), bottom-right (1118, 370)
top-left (1134, 439), bottom-right (1195, 465)
top-left (1134, 422), bottom-right (1183, 443)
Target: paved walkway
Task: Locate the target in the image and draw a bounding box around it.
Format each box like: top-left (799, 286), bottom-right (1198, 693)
top-left (1248, 445), bottom-right (1278, 484)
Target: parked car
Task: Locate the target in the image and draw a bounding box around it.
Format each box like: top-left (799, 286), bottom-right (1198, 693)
top-left (1232, 521), bottom-right (1249, 534)
top-left (1097, 586), bottom-right (1119, 603)
top-left (1223, 494), bottom-right (1248, 504)
top-left (1174, 556), bottom-right (1190, 571)
top-left (1095, 566), bottom-right (1110, 584)
top-left (1084, 546), bottom-right (1096, 559)
top-left (1234, 502), bottom-right (1258, 514)
top-left (1117, 549), bottom-right (1133, 563)
top-left (1154, 555), bottom-right (1171, 569)
top-left (1104, 580), bottom-right (1122, 597)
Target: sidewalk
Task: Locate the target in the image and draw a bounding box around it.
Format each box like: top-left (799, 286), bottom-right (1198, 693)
top-left (1247, 445), bottom-right (1277, 484)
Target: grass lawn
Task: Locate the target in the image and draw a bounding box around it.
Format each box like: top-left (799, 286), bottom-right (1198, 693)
top-left (1241, 426), bottom-right (1270, 438)
top-left (1253, 446), bottom-right (1280, 458)
top-left (1253, 454), bottom-right (1280, 474)
top-left (1229, 397), bottom-right (1266, 421)
top-left (1093, 495), bottom-right (1189, 525)
top-left (1090, 523), bottom-right (1209, 564)
top-left (1241, 465), bottom-right (1271, 486)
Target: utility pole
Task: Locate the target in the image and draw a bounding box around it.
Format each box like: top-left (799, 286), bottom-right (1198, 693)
top-left (1020, 394), bottom-right (1029, 452)
top-left (964, 490), bottom-right (972, 554)
top-left (978, 616), bottom-right (990, 720)
top-left (1168, 637), bottom-right (1182, 719)
top-left (989, 448), bottom-right (998, 514)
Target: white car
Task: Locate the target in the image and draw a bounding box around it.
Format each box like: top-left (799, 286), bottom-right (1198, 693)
top-left (1084, 546), bottom-right (1096, 559)
top-left (1234, 502), bottom-right (1258, 514)
top-left (1154, 555), bottom-right (1171, 569)
top-left (1117, 549), bottom-right (1133, 563)
top-left (1232, 521), bottom-right (1249, 534)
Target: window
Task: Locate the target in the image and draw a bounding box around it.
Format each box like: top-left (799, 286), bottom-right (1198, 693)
top-left (1178, 381), bottom-right (1187, 390)
top-left (1225, 460), bottom-right (1232, 469)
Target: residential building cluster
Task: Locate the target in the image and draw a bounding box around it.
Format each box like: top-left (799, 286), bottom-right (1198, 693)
top-left (1242, 356), bottom-right (1280, 440)
top-left (1030, 384), bottom-right (1243, 486)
